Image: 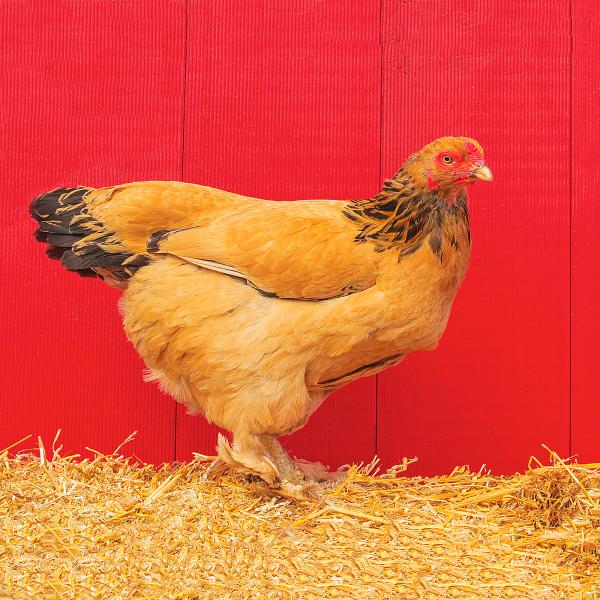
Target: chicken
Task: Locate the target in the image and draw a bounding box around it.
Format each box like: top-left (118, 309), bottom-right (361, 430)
top-left (30, 136), bottom-right (492, 485)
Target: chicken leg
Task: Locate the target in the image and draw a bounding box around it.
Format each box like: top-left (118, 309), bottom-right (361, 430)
top-left (260, 436), bottom-right (307, 483)
top-left (216, 432), bottom-right (280, 485)
top-left (217, 432), bottom-right (343, 485)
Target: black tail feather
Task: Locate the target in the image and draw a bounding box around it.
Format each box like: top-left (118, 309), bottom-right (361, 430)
top-left (29, 187), bottom-right (89, 220)
top-left (30, 186), bottom-right (149, 282)
top-left (46, 233), bottom-right (83, 247)
top-left (34, 229), bottom-right (48, 243)
top-left (46, 245), bottom-right (67, 260)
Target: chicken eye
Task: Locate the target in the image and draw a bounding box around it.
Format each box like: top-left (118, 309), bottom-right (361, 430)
top-left (441, 154), bottom-right (454, 165)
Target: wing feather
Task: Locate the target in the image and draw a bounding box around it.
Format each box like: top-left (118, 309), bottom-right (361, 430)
top-left (147, 200), bottom-right (377, 300)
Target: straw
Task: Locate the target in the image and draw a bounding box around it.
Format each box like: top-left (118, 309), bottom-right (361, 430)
top-left (1, 436), bottom-right (599, 599)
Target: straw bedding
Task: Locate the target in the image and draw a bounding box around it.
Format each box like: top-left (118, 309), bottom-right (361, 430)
top-left (1, 435), bottom-right (599, 599)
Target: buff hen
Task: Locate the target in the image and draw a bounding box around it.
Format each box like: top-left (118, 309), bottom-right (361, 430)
top-left (30, 136), bottom-right (492, 485)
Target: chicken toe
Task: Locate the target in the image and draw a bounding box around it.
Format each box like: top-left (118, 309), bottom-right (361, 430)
top-left (294, 459), bottom-right (346, 482)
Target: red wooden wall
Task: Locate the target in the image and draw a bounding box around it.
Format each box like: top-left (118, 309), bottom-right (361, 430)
top-left (378, 1), bottom-right (571, 474)
top-left (572, 1), bottom-right (600, 464)
top-left (0, 1), bottom-right (595, 474)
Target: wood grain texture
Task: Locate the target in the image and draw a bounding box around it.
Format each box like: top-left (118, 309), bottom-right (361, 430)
top-left (1, 0), bottom-right (586, 473)
top-left (377, 0), bottom-right (571, 474)
top-left (176, 0), bottom-right (381, 467)
top-left (571, 1), bottom-right (600, 462)
top-left (0, 0), bottom-right (185, 462)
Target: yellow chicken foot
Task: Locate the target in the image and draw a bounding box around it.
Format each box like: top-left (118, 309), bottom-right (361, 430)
top-left (261, 436), bottom-right (346, 484)
top-left (260, 436), bottom-right (306, 483)
top-left (216, 433), bottom-right (280, 485)
top-left (216, 433), bottom-right (339, 487)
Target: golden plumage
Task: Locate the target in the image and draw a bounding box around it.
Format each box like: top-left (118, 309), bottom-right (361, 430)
top-left (30, 136), bottom-right (491, 485)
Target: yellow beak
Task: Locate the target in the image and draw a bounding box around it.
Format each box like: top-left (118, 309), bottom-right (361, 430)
top-left (473, 164), bottom-right (493, 182)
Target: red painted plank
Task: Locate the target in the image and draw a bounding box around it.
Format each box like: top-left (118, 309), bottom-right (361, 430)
top-left (176, 0), bottom-right (381, 468)
top-left (378, 0), bottom-right (570, 474)
top-left (0, 0), bottom-right (185, 462)
top-left (572, 1), bottom-right (600, 462)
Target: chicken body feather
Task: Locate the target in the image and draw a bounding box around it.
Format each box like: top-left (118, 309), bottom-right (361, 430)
top-left (30, 136), bottom-right (491, 484)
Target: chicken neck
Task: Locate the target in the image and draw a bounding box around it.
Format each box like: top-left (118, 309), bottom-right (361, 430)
top-left (343, 169), bottom-right (470, 262)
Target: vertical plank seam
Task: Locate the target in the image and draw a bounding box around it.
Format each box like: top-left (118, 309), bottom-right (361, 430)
top-left (175, 0), bottom-right (190, 462)
top-left (568, 0), bottom-right (573, 458)
top-left (375, 0), bottom-right (384, 459)
top-left (181, 0), bottom-right (189, 179)
top-left (375, 0), bottom-right (384, 456)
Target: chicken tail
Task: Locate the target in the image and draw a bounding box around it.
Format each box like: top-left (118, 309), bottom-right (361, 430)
top-left (29, 187), bottom-right (149, 285)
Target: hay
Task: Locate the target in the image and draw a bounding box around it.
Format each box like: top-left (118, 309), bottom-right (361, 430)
top-left (1, 434), bottom-right (599, 599)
